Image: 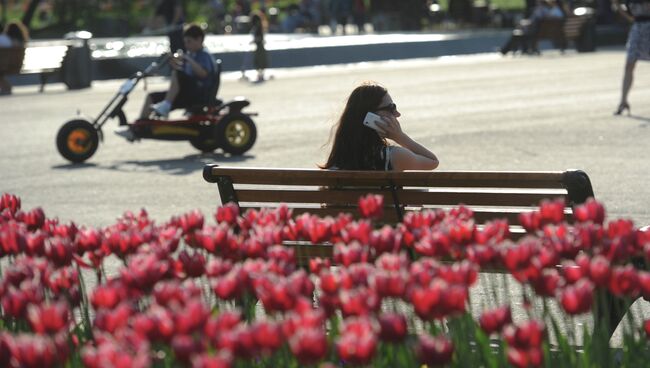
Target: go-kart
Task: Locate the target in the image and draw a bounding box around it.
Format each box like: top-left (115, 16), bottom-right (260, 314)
top-left (56, 54), bottom-right (257, 163)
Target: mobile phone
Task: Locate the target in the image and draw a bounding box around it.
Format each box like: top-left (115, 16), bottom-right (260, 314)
top-left (363, 112), bottom-right (383, 131)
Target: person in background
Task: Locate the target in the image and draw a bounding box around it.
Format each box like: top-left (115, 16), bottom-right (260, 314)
top-left (0, 21), bottom-right (29, 95)
top-left (500, 0), bottom-right (565, 55)
top-left (321, 82), bottom-right (439, 171)
top-left (153, 0), bottom-right (186, 52)
top-left (250, 11), bottom-right (268, 82)
top-left (613, 0), bottom-right (650, 115)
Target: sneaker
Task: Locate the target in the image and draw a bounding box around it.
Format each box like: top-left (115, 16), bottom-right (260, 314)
top-left (152, 100), bottom-right (172, 118)
top-left (114, 128), bottom-right (135, 142)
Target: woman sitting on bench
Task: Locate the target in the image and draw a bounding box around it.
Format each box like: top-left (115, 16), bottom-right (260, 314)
top-left (321, 82), bottom-right (439, 171)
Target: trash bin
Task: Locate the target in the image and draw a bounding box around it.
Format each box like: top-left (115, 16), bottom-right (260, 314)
top-left (62, 31), bottom-right (93, 89)
top-left (574, 8), bottom-right (597, 52)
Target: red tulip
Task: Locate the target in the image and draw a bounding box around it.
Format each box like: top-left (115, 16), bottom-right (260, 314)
top-left (336, 317), bottom-right (378, 365)
top-left (252, 320), bottom-right (284, 354)
top-left (358, 194), bottom-right (384, 220)
top-left (177, 250), bottom-right (206, 278)
top-left (333, 241), bottom-right (370, 266)
top-left (508, 347), bottom-right (544, 368)
top-left (638, 271), bottom-right (650, 301)
top-left (203, 311), bottom-right (242, 344)
top-left (369, 225), bottom-right (401, 254)
top-left (191, 351), bottom-right (233, 368)
top-left (574, 198), bottom-right (605, 224)
top-left (44, 236), bottom-right (74, 267)
top-left (539, 198), bottom-right (566, 225)
top-left (179, 209), bottom-right (204, 234)
top-left (0, 193), bottom-right (21, 215)
top-left (23, 207), bottom-right (45, 230)
top-left (479, 305), bottom-right (512, 335)
top-left (560, 279), bottom-right (594, 315)
top-left (378, 313), bottom-right (408, 343)
top-left (289, 327), bottom-right (327, 365)
top-left (216, 203), bottom-right (240, 225)
top-left (339, 287), bottom-right (380, 317)
top-left (504, 320), bottom-right (546, 349)
top-left (531, 269), bottom-right (562, 297)
top-left (519, 210), bottom-right (542, 233)
top-left (608, 265), bottom-right (639, 297)
top-left (10, 333), bottom-right (62, 368)
top-left (81, 330), bottom-right (150, 368)
top-left (46, 265), bottom-right (80, 295)
top-left (562, 260), bottom-right (584, 284)
top-left (309, 257), bottom-right (331, 274)
top-left (91, 281), bottom-right (128, 310)
top-left (375, 252), bottom-right (409, 271)
top-left (94, 302), bottom-right (133, 333)
top-left (120, 253), bottom-right (171, 292)
top-left (27, 301), bottom-right (70, 334)
top-left (0, 222), bottom-right (27, 255)
top-left (415, 334), bottom-right (454, 366)
top-left (75, 227), bottom-right (103, 254)
top-left (588, 255), bottom-right (611, 286)
top-left (175, 299), bottom-right (210, 335)
top-left (372, 269), bottom-right (407, 298)
top-left (172, 334), bottom-right (204, 363)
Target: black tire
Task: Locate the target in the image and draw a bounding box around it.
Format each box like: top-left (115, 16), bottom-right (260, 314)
top-left (56, 119), bottom-right (99, 163)
top-left (217, 113), bottom-right (257, 155)
top-left (190, 132), bottom-right (221, 153)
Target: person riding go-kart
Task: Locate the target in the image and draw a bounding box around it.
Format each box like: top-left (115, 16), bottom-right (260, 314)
top-left (56, 23), bottom-right (257, 164)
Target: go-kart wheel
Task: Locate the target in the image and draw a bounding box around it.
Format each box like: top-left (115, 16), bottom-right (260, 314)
top-left (217, 113), bottom-right (257, 155)
top-left (56, 119), bottom-right (99, 163)
top-left (190, 133), bottom-right (221, 153)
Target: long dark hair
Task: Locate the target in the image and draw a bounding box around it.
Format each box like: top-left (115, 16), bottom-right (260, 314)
top-left (321, 82), bottom-right (388, 170)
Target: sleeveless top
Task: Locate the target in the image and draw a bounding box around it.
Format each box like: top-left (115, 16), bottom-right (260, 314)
top-left (328, 145), bottom-right (394, 171)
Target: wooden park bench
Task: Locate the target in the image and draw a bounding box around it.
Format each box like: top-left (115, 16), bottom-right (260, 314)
top-left (202, 165), bottom-right (594, 246)
top-left (533, 11), bottom-right (595, 52)
top-left (203, 165), bottom-right (646, 337)
top-left (0, 41), bottom-right (71, 92)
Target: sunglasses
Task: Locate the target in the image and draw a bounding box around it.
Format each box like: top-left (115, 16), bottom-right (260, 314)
top-left (375, 103), bottom-right (397, 113)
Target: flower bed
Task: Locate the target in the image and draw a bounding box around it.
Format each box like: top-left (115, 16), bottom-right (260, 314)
top-left (0, 192), bottom-right (649, 367)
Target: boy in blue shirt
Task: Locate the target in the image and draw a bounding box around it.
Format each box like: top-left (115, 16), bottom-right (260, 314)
top-left (142, 23), bottom-right (216, 119)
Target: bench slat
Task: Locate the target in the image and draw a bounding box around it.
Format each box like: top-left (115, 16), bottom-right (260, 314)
top-left (238, 205), bottom-right (571, 225)
top-left (235, 188), bottom-right (567, 208)
top-left (206, 167), bottom-right (568, 189)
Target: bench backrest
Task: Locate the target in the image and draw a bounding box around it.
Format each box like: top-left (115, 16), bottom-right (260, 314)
top-left (0, 47), bottom-right (26, 75)
top-left (536, 15), bottom-right (589, 40)
top-left (20, 44), bottom-right (69, 73)
top-left (203, 165), bottom-right (595, 229)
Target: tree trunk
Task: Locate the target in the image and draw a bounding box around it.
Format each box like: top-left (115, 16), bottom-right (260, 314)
top-left (21, 0), bottom-right (42, 30)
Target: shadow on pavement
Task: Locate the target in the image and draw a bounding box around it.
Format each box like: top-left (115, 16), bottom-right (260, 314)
top-left (52, 163), bottom-right (99, 170)
top-left (105, 152), bottom-right (254, 176)
top-left (626, 114), bottom-right (650, 127)
top-left (51, 153), bottom-right (253, 175)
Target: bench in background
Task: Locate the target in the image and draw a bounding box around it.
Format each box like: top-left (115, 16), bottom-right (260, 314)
top-left (534, 10), bottom-right (595, 52)
top-left (0, 41), bottom-right (74, 92)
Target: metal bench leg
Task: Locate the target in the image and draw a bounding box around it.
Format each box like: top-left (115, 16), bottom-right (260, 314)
top-left (595, 290), bottom-right (634, 339)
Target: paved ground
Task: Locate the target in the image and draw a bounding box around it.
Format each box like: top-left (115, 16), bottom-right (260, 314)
top-left (2, 48), bottom-right (648, 228)
top-left (1, 48), bottom-right (649, 344)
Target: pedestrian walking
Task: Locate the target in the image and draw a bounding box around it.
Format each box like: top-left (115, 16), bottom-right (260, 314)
top-left (613, 0), bottom-right (650, 115)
